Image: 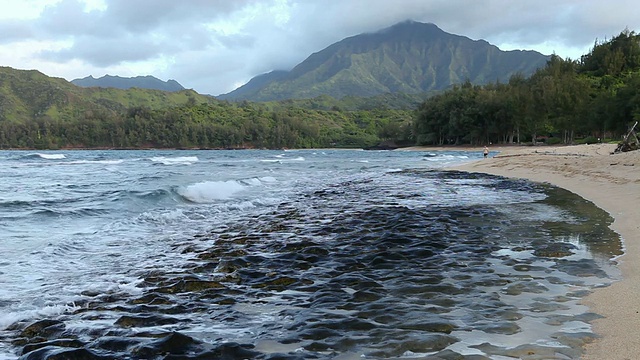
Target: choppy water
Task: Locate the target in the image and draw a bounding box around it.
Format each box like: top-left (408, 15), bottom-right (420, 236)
top-left (0, 149), bottom-right (622, 359)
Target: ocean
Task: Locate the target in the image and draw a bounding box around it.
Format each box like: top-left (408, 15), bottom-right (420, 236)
top-left (0, 149), bottom-right (622, 359)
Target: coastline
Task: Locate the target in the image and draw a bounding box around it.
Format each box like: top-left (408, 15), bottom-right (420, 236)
top-left (434, 143), bottom-right (640, 359)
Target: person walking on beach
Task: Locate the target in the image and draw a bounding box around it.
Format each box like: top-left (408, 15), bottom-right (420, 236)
top-left (483, 146), bottom-right (489, 158)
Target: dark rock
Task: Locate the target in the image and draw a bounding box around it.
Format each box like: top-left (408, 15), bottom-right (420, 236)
top-left (20, 320), bottom-right (65, 339)
top-left (129, 294), bottom-right (173, 305)
top-left (351, 290), bottom-right (383, 302)
top-left (398, 321), bottom-right (456, 334)
top-left (18, 346), bottom-right (111, 360)
top-left (195, 342), bottom-right (260, 359)
top-left (21, 339), bottom-right (85, 355)
top-left (533, 242), bottom-right (577, 258)
top-left (476, 321), bottom-right (520, 335)
top-left (156, 279), bottom-right (225, 293)
top-left (502, 281), bottom-right (549, 295)
top-left (367, 334), bottom-right (458, 357)
top-left (131, 332), bottom-right (202, 357)
top-left (298, 327), bottom-right (341, 340)
top-left (90, 337), bottom-right (142, 352)
top-left (114, 314), bottom-right (180, 328)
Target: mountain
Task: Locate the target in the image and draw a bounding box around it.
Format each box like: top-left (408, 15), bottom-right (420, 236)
top-left (0, 67), bottom-right (213, 124)
top-left (219, 21), bottom-right (550, 101)
top-left (72, 75), bottom-right (185, 92)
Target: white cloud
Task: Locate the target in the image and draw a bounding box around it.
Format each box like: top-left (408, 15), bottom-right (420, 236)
top-left (0, 0), bottom-right (638, 95)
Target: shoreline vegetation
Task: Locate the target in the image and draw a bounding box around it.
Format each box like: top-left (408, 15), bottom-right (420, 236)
top-left (433, 143), bottom-right (640, 359)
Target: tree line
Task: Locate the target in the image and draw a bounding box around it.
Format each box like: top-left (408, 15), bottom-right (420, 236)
top-left (414, 29), bottom-right (640, 146)
top-left (0, 100), bottom-right (414, 150)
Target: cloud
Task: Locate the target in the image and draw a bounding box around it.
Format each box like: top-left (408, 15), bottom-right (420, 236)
top-left (0, 0), bottom-right (638, 95)
top-left (0, 20), bottom-right (35, 44)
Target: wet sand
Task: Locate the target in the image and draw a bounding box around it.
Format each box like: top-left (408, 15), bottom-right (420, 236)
top-left (424, 143), bottom-right (640, 359)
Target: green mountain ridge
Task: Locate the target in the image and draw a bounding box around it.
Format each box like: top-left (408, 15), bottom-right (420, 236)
top-left (0, 67), bottom-right (214, 124)
top-left (220, 21), bottom-right (550, 101)
top-left (72, 74), bottom-right (185, 92)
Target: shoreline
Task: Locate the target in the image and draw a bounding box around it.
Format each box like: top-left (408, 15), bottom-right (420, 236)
top-left (437, 143), bottom-right (640, 359)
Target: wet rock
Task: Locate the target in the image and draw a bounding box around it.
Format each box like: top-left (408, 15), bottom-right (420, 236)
top-left (21, 339), bottom-right (85, 355)
top-left (262, 354), bottom-right (310, 360)
top-left (129, 294), bottom-right (173, 305)
top-left (114, 314), bottom-right (180, 328)
top-left (503, 281), bottom-right (549, 295)
top-left (89, 337), bottom-right (142, 352)
top-left (430, 349), bottom-right (491, 359)
top-left (298, 327), bottom-right (341, 340)
top-left (311, 318), bottom-right (376, 332)
top-left (303, 341), bottom-right (332, 352)
top-left (156, 279), bottom-right (225, 293)
top-left (471, 342), bottom-right (580, 359)
top-left (254, 276), bottom-right (298, 290)
top-left (350, 290), bottom-right (382, 302)
top-left (552, 331), bottom-right (598, 349)
top-left (192, 342), bottom-right (260, 359)
top-left (368, 334), bottom-right (458, 357)
top-left (398, 321), bottom-right (456, 334)
top-left (533, 242), bottom-right (577, 258)
top-left (131, 332), bottom-right (202, 357)
top-left (529, 301), bottom-right (570, 313)
top-left (554, 258), bottom-right (608, 278)
top-left (18, 346), bottom-right (110, 360)
top-left (20, 320), bottom-right (66, 339)
top-left (476, 321), bottom-right (520, 335)
top-left (513, 264), bottom-right (547, 272)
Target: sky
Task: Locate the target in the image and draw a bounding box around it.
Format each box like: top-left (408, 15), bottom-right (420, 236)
top-left (0, 0), bottom-right (638, 96)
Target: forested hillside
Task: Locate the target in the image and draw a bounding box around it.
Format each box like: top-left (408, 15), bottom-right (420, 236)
top-left (0, 66), bottom-right (415, 149)
top-left (413, 29), bottom-right (640, 146)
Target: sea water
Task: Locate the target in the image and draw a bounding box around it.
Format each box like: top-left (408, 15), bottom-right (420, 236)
top-left (0, 149), bottom-right (622, 359)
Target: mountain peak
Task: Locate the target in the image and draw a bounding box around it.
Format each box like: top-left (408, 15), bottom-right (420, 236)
top-left (219, 21), bottom-right (549, 101)
top-left (72, 74), bottom-right (185, 92)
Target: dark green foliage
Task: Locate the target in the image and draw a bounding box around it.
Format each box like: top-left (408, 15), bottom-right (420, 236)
top-left (0, 68), bottom-right (413, 149)
top-left (414, 30), bottom-right (640, 146)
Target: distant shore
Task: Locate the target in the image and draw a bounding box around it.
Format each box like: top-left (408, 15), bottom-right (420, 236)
top-left (440, 143), bottom-right (640, 359)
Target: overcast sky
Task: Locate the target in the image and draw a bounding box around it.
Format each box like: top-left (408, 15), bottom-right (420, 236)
top-left (1, 0), bottom-right (638, 96)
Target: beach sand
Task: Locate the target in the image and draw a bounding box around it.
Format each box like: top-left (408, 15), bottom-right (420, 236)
top-left (434, 143), bottom-right (640, 359)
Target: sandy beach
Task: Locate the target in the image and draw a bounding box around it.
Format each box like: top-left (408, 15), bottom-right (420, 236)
top-left (426, 143), bottom-right (640, 359)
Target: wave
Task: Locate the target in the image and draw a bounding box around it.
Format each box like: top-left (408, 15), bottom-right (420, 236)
top-left (177, 180), bottom-right (246, 203)
top-left (67, 159), bottom-right (125, 165)
top-left (18, 153), bottom-right (67, 160)
top-left (149, 156), bottom-right (199, 165)
top-left (176, 177), bottom-right (276, 203)
top-left (260, 156), bottom-right (305, 163)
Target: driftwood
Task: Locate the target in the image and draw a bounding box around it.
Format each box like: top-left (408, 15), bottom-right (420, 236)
top-left (614, 121), bottom-right (639, 154)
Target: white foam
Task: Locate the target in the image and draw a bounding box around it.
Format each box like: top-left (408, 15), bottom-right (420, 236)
top-left (178, 180), bottom-right (245, 203)
top-left (241, 178), bottom-right (263, 186)
top-left (150, 156), bottom-right (198, 165)
top-left (0, 303), bottom-right (79, 330)
top-left (259, 176), bottom-right (277, 183)
top-left (36, 153), bottom-right (66, 160)
top-left (140, 209), bottom-right (187, 223)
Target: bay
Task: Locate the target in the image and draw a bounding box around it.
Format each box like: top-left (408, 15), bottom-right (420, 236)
top-left (0, 149), bottom-right (622, 359)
